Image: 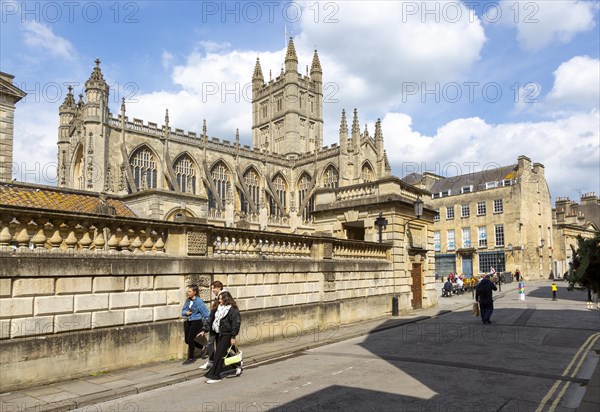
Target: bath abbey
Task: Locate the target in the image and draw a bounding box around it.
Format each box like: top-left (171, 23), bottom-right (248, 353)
top-left (56, 38), bottom-right (392, 232)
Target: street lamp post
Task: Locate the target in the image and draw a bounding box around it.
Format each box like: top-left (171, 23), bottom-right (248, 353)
top-left (374, 213), bottom-right (388, 243)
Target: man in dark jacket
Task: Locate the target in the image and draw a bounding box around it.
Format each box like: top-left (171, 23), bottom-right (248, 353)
top-left (476, 274), bottom-right (498, 324)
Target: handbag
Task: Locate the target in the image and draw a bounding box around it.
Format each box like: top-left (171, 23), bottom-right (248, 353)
top-left (194, 333), bottom-right (208, 347)
top-left (472, 302), bottom-right (480, 317)
top-left (223, 345), bottom-right (242, 366)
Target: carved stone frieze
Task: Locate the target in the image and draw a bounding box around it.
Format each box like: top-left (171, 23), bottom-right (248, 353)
top-left (187, 231), bottom-right (208, 255)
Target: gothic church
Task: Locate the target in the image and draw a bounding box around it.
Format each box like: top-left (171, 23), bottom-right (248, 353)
top-left (57, 38), bottom-right (392, 232)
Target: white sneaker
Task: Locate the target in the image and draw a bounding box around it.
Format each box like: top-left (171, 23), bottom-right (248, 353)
top-left (235, 367), bottom-right (243, 376)
top-left (206, 379), bottom-right (221, 384)
top-left (199, 362), bottom-right (212, 370)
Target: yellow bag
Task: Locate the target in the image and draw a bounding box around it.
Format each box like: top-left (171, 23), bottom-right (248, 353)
top-left (472, 302), bottom-right (480, 317)
top-left (223, 345), bottom-right (242, 366)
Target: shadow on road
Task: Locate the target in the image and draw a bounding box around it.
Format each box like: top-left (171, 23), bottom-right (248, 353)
top-left (271, 287), bottom-right (598, 411)
top-left (526, 283), bottom-right (593, 303)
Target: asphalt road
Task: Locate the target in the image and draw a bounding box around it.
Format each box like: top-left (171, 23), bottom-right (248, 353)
top-left (77, 283), bottom-right (599, 412)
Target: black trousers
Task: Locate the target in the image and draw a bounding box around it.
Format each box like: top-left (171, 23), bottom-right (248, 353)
top-left (183, 319), bottom-right (203, 360)
top-left (205, 333), bottom-right (239, 380)
top-left (207, 333), bottom-right (216, 361)
top-left (479, 302), bottom-right (494, 323)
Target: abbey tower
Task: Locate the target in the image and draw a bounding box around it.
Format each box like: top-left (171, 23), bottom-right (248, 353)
top-left (252, 38), bottom-right (324, 155)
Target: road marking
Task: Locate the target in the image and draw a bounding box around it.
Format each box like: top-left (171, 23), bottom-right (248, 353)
top-left (283, 382), bottom-right (311, 393)
top-left (535, 332), bottom-right (600, 412)
top-left (332, 366), bottom-right (353, 375)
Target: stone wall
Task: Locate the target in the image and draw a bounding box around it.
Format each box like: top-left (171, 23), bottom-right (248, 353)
top-left (0, 209), bottom-right (393, 391)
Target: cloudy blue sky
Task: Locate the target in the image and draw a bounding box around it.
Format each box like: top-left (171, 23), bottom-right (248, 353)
top-left (1, 0), bottom-right (599, 203)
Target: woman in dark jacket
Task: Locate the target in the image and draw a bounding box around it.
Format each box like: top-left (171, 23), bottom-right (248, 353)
top-left (180, 284), bottom-right (210, 365)
top-left (202, 291), bottom-right (242, 383)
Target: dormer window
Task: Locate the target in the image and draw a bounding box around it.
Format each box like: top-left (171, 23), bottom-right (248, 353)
top-left (461, 185), bottom-right (472, 194)
top-left (485, 181), bottom-right (497, 189)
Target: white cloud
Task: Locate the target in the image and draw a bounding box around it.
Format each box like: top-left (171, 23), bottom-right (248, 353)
top-left (22, 21), bottom-right (75, 60)
top-left (12, 101), bottom-right (59, 185)
top-left (499, 0), bottom-right (597, 51)
top-left (126, 44), bottom-right (286, 145)
top-left (381, 110), bottom-right (600, 200)
top-left (548, 56), bottom-right (600, 109)
top-left (295, 0), bottom-right (486, 108)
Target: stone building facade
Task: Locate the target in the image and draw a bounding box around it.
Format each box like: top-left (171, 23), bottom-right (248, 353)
top-left (405, 155), bottom-right (555, 279)
top-left (0, 72), bottom-right (26, 181)
top-left (552, 193), bottom-right (599, 277)
top-left (56, 38), bottom-right (392, 233)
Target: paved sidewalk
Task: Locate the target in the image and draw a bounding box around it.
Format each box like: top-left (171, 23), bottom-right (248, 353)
top-left (1, 280), bottom-right (597, 412)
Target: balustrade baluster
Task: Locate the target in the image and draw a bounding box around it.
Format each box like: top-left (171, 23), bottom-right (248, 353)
top-left (143, 230), bottom-right (155, 253)
top-left (241, 238), bottom-right (249, 256)
top-left (248, 238), bottom-right (256, 256)
top-left (224, 237), bottom-right (232, 255)
top-left (65, 229), bottom-right (78, 253)
top-left (131, 233), bottom-right (143, 253)
top-left (0, 225), bottom-right (12, 251)
top-left (48, 222), bottom-right (64, 252)
top-left (31, 226), bottom-right (47, 251)
top-left (154, 233), bottom-right (165, 253)
top-left (214, 236), bottom-right (222, 255)
top-left (80, 226), bottom-right (93, 252)
top-left (257, 239), bottom-right (264, 256)
top-left (119, 229), bottom-right (131, 253)
top-left (107, 227), bottom-right (119, 253)
top-left (231, 237), bottom-right (238, 255)
top-left (94, 226), bottom-right (106, 253)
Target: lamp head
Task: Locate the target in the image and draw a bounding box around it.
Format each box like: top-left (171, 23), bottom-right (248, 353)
top-left (414, 197), bottom-right (424, 219)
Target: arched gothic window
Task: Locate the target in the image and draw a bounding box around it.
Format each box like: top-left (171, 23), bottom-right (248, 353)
top-left (269, 174), bottom-right (287, 216)
top-left (323, 165), bottom-right (339, 188)
top-left (130, 147), bottom-right (157, 191)
top-left (174, 156), bottom-right (196, 194)
top-left (240, 168), bottom-right (260, 214)
top-left (73, 145), bottom-right (84, 190)
top-left (208, 162), bottom-right (230, 210)
top-left (361, 163), bottom-right (374, 183)
top-left (297, 173), bottom-right (314, 222)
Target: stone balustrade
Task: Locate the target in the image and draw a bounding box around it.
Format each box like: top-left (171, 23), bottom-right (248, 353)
top-left (333, 239), bottom-right (388, 260)
top-left (0, 206), bottom-right (392, 263)
top-left (335, 183), bottom-right (378, 201)
top-left (0, 207), bottom-right (170, 255)
top-left (211, 235), bottom-right (312, 259)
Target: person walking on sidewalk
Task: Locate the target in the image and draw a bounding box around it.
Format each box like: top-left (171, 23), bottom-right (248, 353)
top-left (199, 281), bottom-right (226, 371)
top-left (551, 282), bottom-right (558, 301)
top-left (476, 274), bottom-right (497, 324)
top-left (181, 284), bottom-right (210, 365)
top-left (201, 291), bottom-right (242, 384)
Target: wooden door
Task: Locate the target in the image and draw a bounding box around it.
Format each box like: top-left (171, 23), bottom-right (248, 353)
top-left (411, 263), bottom-right (422, 309)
